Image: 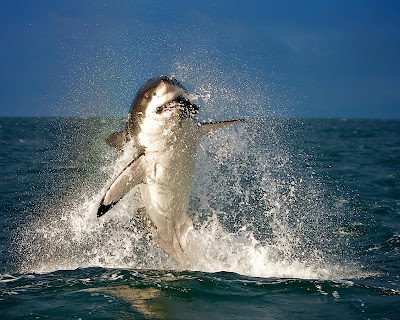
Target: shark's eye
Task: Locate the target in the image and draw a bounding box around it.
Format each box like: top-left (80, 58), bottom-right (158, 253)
top-left (155, 106), bottom-right (163, 114)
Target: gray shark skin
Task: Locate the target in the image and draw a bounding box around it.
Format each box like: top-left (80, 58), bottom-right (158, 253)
top-left (97, 76), bottom-right (243, 265)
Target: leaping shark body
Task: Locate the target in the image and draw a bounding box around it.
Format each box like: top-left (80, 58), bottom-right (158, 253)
top-left (97, 76), bottom-right (243, 264)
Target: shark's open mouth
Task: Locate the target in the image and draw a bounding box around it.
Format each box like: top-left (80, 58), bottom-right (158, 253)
top-left (156, 96), bottom-right (199, 119)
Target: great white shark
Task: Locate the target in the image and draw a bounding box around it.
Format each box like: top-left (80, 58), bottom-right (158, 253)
top-left (97, 76), bottom-right (243, 264)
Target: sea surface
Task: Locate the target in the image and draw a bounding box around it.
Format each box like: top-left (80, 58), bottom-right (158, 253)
top-left (0, 117), bottom-right (399, 319)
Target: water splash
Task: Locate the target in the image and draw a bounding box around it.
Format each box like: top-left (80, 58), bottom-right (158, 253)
top-left (15, 116), bottom-right (361, 280)
top-left (14, 40), bottom-right (360, 278)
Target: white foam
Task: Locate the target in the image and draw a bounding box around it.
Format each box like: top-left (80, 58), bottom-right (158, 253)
top-left (15, 118), bottom-right (364, 281)
top-left (16, 55), bottom-right (363, 279)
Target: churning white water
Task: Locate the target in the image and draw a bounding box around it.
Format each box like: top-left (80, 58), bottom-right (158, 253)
top-left (16, 117), bottom-right (360, 280)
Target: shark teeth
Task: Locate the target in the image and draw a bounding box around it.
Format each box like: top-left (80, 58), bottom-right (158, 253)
top-left (156, 96), bottom-right (199, 118)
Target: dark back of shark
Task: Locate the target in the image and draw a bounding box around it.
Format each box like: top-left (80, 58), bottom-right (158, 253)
top-left (97, 76), bottom-right (243, 265)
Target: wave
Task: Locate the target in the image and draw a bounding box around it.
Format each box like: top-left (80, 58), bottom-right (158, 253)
top-left (11, 118), bottom-right (367, 281)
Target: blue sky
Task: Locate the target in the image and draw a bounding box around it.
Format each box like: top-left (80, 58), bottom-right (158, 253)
top-left (1, 0), bottom-right (399, 118)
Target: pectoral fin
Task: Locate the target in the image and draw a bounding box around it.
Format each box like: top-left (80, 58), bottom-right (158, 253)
top-left (199, 119), bottom-right (244, 136)
top-left (106, 131), bottom-right (125, 149)
top-left (97, 153), bottom-right (145, 217)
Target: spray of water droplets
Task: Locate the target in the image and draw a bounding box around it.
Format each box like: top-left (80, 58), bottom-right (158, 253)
top-left (15, 32), bottom-right (362, 279)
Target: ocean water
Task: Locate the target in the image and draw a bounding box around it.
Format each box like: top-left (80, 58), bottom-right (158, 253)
top-left (0, 117), bottom-right (399, 319)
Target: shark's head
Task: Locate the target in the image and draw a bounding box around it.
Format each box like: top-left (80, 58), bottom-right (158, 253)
top-left (128, 77), bottom-right (198, 129)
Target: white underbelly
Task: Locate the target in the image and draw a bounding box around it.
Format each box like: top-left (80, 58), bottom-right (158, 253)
top-left (141, 147), bottom-right (196, 223)
top-left (137, 117), bottom-right (199, 259)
